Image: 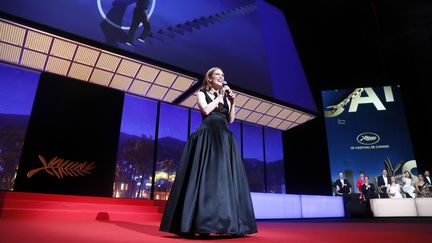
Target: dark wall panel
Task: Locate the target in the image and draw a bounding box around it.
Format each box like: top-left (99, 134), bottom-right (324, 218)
top-left (283, 118), bottom-right (332, 195)
top-left (14, 72), bottom-right (124, 197)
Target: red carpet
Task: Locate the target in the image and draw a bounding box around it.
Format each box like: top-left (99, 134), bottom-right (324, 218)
top-left (1, 192), bottom-right (432, 242)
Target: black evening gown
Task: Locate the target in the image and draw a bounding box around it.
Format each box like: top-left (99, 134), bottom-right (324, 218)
top-left (159, 90), bottom-right (257, 235)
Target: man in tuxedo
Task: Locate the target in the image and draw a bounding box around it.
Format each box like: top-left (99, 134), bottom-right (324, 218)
top-left (361, 176), bottom-right (376, 201)
top-left (333, 172), bottom-right (352, 201)
top-left (377, 169), bottom-right (391, 198)
top-left (333, 172), bottom-right (352, 217)
top-left (424, 170), bottom-right (431, 184)
top-left (361, 176), bottom-right (376, 216)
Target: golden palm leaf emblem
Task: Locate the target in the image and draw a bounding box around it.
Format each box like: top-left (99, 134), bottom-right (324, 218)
top-left (27, 155), bottom-right (96, 179)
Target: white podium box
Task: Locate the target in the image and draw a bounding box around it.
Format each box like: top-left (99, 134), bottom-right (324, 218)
top-left (414, 198), bottom-right (432, 216)
top-left (370, 198), bottom-right (417, 217)
top-left (250, 193), bottom-right (344, 219)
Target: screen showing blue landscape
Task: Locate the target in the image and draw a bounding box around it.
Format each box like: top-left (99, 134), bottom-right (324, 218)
top-left (0, 63), bottom-right (40, 190)
top-left (0, 0), bottom-right (316, 111)
top-left (229, 120), bottom-right (241, 150)
top-left (113, 97), bottom-right (286, 199)
top-left (114, 94), bottom-right (157, 199)
top-left (264, 128), bottom-right (285, 193)
top-left (243, 122), bottom-right (265, 192)
top-left (155, 103), bottom-right (188, 200)
top-left (189, 110), bottom-right (201, 136)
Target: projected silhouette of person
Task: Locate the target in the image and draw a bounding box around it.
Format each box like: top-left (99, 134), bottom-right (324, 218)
top-left (126, 0), bottom-right (152, 45)
top-left (100, 0), bottom-right (136, 45)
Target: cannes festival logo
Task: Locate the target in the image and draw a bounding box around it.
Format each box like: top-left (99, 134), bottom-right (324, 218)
top-left (356, 132), bottom-right (380, 145)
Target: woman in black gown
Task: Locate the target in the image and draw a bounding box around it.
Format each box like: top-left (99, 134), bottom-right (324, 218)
top-left (159, 67), bottom-right (257, 237)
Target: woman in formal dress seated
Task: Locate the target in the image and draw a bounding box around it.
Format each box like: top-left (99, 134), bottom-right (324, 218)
top-left (356, 171), bottom-right (365, 201)
top-left (415, 174), bottom-right (432, 198)
top-left (402, 171), bottom-right (416, 198)
top-left (387, 176), bottom-right (403, 199)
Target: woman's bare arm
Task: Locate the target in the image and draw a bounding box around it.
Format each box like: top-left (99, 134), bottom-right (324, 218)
top-left (197, 91), bottom-right (223, 116)
top-left (225, 89), bottom-right (236, 123)
top-left (227, 99), bottom-right (236, 123)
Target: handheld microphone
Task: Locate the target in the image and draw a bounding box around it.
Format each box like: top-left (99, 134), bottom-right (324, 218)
top-left (221, 81), bottom-right (230, 98)
top-left (222, 81), bottom-right (230, 93)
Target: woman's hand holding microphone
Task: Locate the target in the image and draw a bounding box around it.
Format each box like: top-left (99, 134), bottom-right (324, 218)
top-left (222, 81), bottom-right (236, 102)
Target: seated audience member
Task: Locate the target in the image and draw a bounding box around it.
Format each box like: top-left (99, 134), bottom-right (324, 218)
top-left (361, 176), bottom-right (376, 201)
top-left (387, 176), bottom-right (403, 199)
top-left (402, 171), bottom-right (416, 198)
top-left (333, 172), bottom-right (352, 203)
top-left (424, 170), bottom-right (431, 185)
top-left (356, 171), bottom-right (365, 201)
top-left (415, 174), bottom-right (432, 198)
top-left (377, 169), bottom-right (391, 198)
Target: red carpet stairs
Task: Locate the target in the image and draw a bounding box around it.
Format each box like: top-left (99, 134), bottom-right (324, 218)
top-left (0, 191), bottom-right (166, 222)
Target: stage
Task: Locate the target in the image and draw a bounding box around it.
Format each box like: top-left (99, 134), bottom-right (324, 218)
top-left (1, 192), bottom-right (431, 242)
top-left (1, 218), bottom-right (432, 242)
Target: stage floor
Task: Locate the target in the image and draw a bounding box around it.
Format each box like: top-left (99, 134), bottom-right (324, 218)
top-left (1, 218), bottom-right (431, 243)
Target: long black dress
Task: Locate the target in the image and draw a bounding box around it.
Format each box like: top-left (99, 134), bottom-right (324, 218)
top-left (159, 90), bottom-right (257, 235)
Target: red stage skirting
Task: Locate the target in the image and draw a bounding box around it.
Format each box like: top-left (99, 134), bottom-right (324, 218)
top-left (0, 191), bottom-right (166, 222)
top-left (1, 191), bottom-right (432, 243)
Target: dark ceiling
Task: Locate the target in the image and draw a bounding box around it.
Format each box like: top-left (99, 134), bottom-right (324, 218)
top-left (268, 0), bottom-right (431, 96)
top-left (268, 0), bottom-right (432, 171)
